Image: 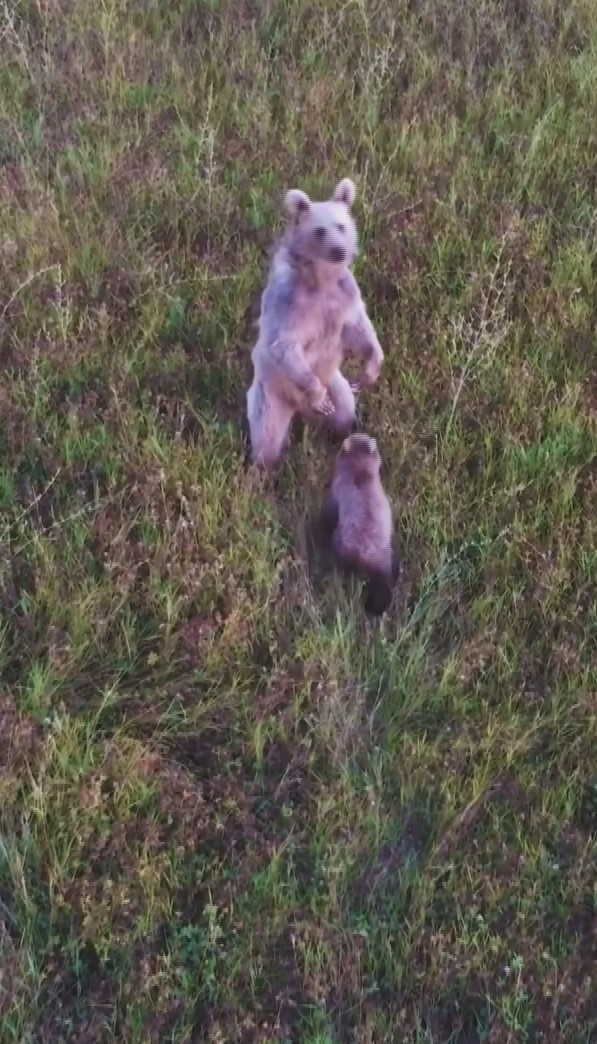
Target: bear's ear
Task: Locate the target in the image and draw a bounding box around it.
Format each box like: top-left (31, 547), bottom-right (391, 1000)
top-left (284, 188), bottom-right (311, 221)
top-left (332, 177), bottom-right (356, 209)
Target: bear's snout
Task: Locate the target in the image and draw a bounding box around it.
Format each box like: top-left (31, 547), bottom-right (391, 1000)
top-left (329, 245), bottom-right (346, 263)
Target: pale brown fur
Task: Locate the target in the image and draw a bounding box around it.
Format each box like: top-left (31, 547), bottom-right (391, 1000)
top-left (246, 178), bottom-right (384, 470)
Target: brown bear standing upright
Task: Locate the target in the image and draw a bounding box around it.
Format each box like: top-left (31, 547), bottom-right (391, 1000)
top-left (246, 178), bottom-right (384, 470)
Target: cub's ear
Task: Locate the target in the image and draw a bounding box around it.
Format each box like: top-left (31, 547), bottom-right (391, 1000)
top-left (332, 177), bottom-right (356, 209)
top-left (284, 188), bottom-right (311, 220)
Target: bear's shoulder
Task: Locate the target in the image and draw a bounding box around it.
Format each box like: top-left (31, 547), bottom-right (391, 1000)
top-left (337, 270), bottom-right (360, 303)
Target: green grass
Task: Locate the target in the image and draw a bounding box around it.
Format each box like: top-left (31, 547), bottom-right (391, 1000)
top-left (1, 0), bottom-right (596, 1040)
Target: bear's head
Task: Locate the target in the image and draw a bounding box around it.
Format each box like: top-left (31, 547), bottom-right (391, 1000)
top-left (283, 178), bottom-right (358, 270)
top-left (338, 433), bottom-right (382, 479)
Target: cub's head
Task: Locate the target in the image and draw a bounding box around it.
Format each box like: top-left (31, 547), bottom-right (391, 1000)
top-left (283, 178), bottom-right (358, 269)
top-left (337, 432), bottom-right (382, 481)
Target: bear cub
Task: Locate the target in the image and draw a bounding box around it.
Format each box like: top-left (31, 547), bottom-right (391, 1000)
top-left (321, 433), bottom-right (399, 616)
top-left (246, 178), bottom-right (384, 470)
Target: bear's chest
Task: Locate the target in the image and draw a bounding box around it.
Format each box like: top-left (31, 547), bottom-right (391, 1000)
top-left (301, 277), bottom-right (355, 356)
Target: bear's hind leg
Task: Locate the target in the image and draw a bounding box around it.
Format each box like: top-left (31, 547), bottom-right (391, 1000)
top-left (246, 378), bottom-right (294, 470)
top-left (326, 370), bottom-right (357, 435)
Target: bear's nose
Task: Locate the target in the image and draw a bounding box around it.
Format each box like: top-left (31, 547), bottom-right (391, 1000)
top-left (329, 246), bottom-right (345, 263)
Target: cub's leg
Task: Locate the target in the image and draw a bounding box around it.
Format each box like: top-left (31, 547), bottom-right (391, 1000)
top-left (325, 370), bottom-right (357, 435)
top-left (363, 569), bottom-right (394, 616)
top-left (246, 378), bottom-right (294, 470)
top-left (320, 488), bottom-right (339, 539)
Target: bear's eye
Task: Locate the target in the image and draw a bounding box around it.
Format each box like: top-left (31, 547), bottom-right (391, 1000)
top-left (314, 226), bottom-right (326, 240)
top-left (336, 223), bottom-right (346, 233)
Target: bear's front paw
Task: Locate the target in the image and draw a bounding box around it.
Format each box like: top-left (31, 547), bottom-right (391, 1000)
top-left (361, 352), bottom-right (384, 389)
top-left (314, 393), bottom-right (336, 418)
top-left (351, 366), bottom-right (379, 394)
top-left (306, 377), bottom-right (328, 410)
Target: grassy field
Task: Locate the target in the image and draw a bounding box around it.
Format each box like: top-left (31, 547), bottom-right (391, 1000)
top-left (1, 0), bottom-right (596, 1040)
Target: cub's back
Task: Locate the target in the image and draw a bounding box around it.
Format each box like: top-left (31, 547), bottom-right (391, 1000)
top-left (332, 470), bottom-right (392, 568)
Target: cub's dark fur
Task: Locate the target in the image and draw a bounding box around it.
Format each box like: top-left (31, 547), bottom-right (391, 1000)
top-left (321, 433), bottom-right (398, 615)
